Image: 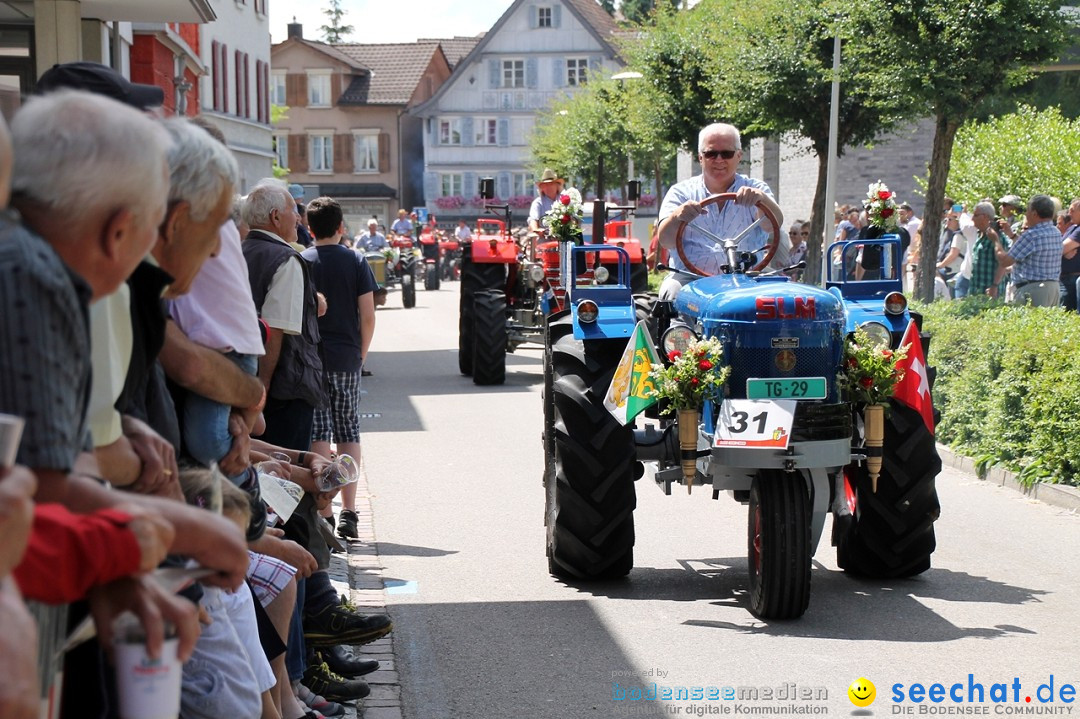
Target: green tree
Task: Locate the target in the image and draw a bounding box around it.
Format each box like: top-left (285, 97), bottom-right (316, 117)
top-left (846, 0), bottom-right (1070, 302)
top-left (599, 0), bottom-right (616, 15)
top-left (531, 71), bottom-right (677, 202)
top-left (707, 0), bottom-right (908, 283)
top-left (945, 105), bottom-right (1080, 208)
top-left (622, 0), bottom-right (680, 25)
top-left (271, 104), bottom-right (290, 179)
top-left (621, 0), bottom-right (907, 281)
top-left (620, 4), bottom-right (719, 153)
top-left (320, 0), bottom-right (353, 43)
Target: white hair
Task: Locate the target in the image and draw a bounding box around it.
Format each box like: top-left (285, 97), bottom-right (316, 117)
top-left (11, 90), bottom-right (169, 228)
top-left (161, 118), bottom-right (239, 221)
top-left (973, 201), bottom-right (996, 220)
top-left (242, 178), bottom-right (291, 227)
top-left (698, 123), bottom-right (742, 153)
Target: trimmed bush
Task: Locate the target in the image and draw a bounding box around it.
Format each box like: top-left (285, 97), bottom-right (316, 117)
top-left (919, 297), bottom-right (1080, 486)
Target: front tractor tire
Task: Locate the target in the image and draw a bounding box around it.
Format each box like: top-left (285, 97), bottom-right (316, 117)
top-left (545, 312), bottom-right (636, 580)
top-left (401, 272), bottom-right (416, 309)
top-left (471, 290), bottom-right (507, 385)
top-left (836, 400), bottom-right (940, 578)
top-left (747, 470), bottom-right (811, 620)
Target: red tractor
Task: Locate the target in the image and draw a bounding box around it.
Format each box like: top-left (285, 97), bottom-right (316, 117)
top-left (458, 180), bottom-right (650, 385)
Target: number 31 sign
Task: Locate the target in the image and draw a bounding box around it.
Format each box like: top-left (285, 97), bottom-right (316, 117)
top-left (714, 399), bottom-right (797, 449)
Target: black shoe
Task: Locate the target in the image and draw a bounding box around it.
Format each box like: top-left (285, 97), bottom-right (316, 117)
top-left (303, 598), bottom-right (393, 647)
top-left (319, 645), bottom-right (380, 677)
top-left (337, 509), bottom-right (359, 540)
top-left (302, 660), bottom-right (370, 702)
top-left (361, 368), bottom-right (373, 377)
top-left (323, 513), bottom-right (335, 530)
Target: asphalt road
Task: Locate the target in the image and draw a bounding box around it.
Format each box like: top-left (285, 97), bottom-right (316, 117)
top-left (359, 283), bottom-right (1080, 719)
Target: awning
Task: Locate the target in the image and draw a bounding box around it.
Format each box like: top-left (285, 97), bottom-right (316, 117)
top-left (80, 0), bottom-right (215, 23)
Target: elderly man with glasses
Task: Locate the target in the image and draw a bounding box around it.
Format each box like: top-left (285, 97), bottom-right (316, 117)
top-left (656, 122), bottom-right (783, 299)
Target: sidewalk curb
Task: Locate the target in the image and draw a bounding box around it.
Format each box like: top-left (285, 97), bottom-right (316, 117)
top-left (937, 443), bottom-right (1080, 513)
top-left (344, 462), bottom-right (402, 719)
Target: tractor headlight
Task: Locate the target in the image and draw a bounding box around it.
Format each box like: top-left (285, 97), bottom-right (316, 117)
top-left (858, 321), bottom-right (892, 348)
top-left (661, 325), bottom-right (698, 359)
top-left (594, 266), bottom-right (610, 284)
top-left (529, 264), bottom-right (545, 283)
top-left (884, 291), bottom-right (907, 315)
top-left (576, 300), bottom-right (599, 323)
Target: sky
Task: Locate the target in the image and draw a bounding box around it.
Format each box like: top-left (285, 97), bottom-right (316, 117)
top-left (269, 1), bottom-right (509, 44)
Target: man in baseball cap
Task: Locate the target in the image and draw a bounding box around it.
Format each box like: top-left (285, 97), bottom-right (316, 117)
top-left (35, 61), bottom-right (165, 110)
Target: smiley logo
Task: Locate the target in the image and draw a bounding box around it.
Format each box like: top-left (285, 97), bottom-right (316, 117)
top-left (848, 677), bottom-right (876, 707)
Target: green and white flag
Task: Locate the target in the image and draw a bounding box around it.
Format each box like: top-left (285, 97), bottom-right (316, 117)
top-left (604, 320), bottom-right (661, 425)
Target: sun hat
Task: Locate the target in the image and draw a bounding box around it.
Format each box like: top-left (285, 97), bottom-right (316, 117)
top-left (288, 184), bottom-right (305, 200)
top-left (998, 194), bottom-right (1023, 209)
top-left (537, 168), bottom-right (565, 186)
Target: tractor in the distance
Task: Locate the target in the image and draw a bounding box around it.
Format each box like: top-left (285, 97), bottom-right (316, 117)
top-left (458, 179), bottom-right (650, 385)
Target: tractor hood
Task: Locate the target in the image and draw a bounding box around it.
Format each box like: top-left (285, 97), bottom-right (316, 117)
top-left (675, 275), bottom-right (845, 327)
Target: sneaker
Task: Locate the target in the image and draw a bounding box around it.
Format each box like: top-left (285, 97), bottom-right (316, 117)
top-left (337, 509), bottom-right (359, 540)
top-left (296, 682), bottom-right (347, 718)
top-left (301, 661), bottom-right (370, 702)
top-left (319, 645), bottom-right (380, 677)
top-left (303, 598), bottom-right (393, 647)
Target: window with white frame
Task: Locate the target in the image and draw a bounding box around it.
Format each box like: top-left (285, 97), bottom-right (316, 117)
top-left (270, 71), bottom-right (286, 106)
top-left (512, 172), bottom-right (534, 197)
top-left (439, 117), bottom-right (461, 145)
top-left (502, 59), bottom-right (524, 88)
top-left (441, 173), bottom-right (463, 197)
top-left (474, 118), bottom-right (497, 145)
top-left (273, 133), bottom-right (288, 169)
top-left (567, 58), bottom-right (589, 87)
top-left (310, 133), bottom-right (333, 172)
top-left (354, 132), bottom-right (378, 173)
top-left (307, 71), bottom-right (331, 107)
top-left (538, 6), bottom-right (552, 27)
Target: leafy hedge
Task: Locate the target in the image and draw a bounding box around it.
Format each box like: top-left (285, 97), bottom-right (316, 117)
top-left (919, 297), bottom-right (1080, 486)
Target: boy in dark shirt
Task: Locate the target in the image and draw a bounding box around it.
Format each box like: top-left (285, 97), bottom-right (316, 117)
top-left (300, 197), bottom-right (378, 539)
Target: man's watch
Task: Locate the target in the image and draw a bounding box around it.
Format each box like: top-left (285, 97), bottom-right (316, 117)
top-left (297, 451), bottom-right (308, 466)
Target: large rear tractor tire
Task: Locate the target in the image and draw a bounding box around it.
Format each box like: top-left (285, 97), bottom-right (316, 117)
top-left (471, 290), bottom-right (507, 386)
top-left (747, 470), bottom-right (811, 619)
top-left (837, 400), bottom-right (940, 578)
top-left (458, 257), bottom-right (506, 376)
top-left (545, 312), bottom-right (636, 579)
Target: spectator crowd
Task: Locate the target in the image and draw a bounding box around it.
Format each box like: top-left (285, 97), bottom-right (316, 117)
top-left (805, 188), bottom-right (1078, 309)
top-left (0, 62), bottom-right (388, 719)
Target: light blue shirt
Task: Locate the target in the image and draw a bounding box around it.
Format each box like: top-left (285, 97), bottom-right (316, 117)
top-left (659, 173), bottom-right (774, 274)
top-left (391, 218), bottom-right (413, 235)
top-left (529, 194), bottom-right (556, 224)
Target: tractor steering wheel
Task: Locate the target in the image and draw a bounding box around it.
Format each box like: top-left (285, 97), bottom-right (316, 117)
top-left (673, 192), bottom-right (781, 276)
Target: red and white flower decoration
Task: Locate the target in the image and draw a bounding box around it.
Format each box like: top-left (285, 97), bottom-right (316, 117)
top-left (865, 180), bottom-right (899, 231)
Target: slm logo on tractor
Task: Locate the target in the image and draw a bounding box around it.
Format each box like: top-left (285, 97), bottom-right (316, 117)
top-left (755, 296), bottom-right (816, 320)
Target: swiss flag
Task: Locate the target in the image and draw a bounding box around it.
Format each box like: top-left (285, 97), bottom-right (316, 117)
top-left (893, 320), bottom-right (935, 434)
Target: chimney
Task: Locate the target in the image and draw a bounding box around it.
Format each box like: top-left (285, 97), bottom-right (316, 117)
top-left (287, 18), bottom-right (303, 40)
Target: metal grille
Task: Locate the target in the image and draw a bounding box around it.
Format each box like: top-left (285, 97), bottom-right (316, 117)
top-left (726, 344), bottom-right (837, 400)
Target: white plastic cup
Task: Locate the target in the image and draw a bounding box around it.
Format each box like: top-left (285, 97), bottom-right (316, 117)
top-left (0, 413), bottom-right (24, 467)
top-left (113, 615), bottom-right (182, 719)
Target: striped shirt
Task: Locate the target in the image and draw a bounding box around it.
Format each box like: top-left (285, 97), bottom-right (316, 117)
top-left (1008, 220), bottom-right (1062, 284)
top-left (0, 212), bottom-right (93, 470)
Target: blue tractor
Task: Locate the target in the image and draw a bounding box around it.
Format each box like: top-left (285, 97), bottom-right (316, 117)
top-left (542, 194), bottom-right (940, 620)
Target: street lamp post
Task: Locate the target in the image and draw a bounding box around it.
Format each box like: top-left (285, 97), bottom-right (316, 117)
top-left (611, 71), bottom-right (643, 200)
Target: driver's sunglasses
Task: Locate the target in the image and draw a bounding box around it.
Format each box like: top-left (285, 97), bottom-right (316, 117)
top-left (700, 149), bottom-right (738, 160)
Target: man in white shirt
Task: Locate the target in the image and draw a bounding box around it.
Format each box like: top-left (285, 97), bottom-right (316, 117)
top-left (358, 219), bottom-right (387, 251)
top-left (656, 122), bottom-right (782, 299)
